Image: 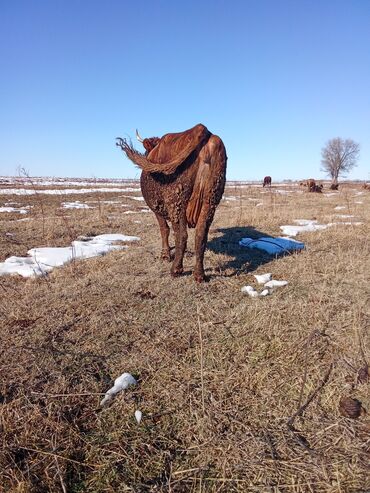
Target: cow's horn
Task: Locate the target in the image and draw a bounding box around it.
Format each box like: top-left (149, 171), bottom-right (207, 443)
top-left (136, 129), bottom-right (144, 143)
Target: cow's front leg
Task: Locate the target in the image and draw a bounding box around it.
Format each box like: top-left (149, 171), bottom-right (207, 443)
top-left (171, 217), bottom-right (187, 277)
top-left (154, 213), bottom-right (171, 261)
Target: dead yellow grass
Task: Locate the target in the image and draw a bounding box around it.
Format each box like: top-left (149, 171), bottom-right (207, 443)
top-left (0, 182), bottom-right (369, 492)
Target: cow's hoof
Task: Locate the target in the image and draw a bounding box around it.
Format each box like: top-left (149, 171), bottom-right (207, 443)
top-left (171, 267), bottom-right (183, 277)
top-left (161, 252), bottom-right (171, 262)
top-left (194, 272), bottom-right (205, 283)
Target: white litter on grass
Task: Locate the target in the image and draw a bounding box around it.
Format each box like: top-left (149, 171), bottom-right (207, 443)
top-left (0, 233), bottom-right (140, 277)
top-left (0, 206), bottom-right (29, 214)
top-left (62, 201), bottom-right (94, 209)
top-left (264, 280), bottom-right (289, 288)
top-left (355, 201), bottom-right (363, 204)
top-left (335, 214), bottom-right (355, 218)
top-left (254, 273), bottom-right (272, 284)
top-left (239, 236), bottom-right (304, 254)
top-left (334, 206), bottom-right (346, 210)
top-left (280, 220), bottom-right (328, 236)
top-left (135, 410), bottom-right (143, 424)
top-left (256, 202), bottom-right (263, 207)
top-left (100, 373), bottom-right (137, 407)
top-left (223, 196), bottom-right (238, 201)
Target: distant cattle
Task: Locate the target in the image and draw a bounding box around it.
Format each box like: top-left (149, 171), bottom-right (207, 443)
top-left (362, 183), bottom-right (370, 190)
top-left (329, 183), bottom-right (339, 190)
top-left (305, 179), bottom-right (323, 193)
top-left (263, 176), bottom-right (272, 187)
top-left (116, 124), bottom-right (227, 282)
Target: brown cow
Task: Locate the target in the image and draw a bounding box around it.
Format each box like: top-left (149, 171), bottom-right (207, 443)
top-left (305, 179), bottom-right (323, 193)
top-left (263, 176), bottom-right (272, 187)
top-left (116, 124), bottom-right (227, 282)
top-left (362, 183), bottom-right (370, 190)
top-left (329, 183), bottom-right (339, 190)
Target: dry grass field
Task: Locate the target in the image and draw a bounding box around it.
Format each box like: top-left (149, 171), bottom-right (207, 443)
top-left (0, 179), bottom-right (369, 492)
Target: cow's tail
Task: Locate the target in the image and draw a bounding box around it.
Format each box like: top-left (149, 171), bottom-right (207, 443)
top-left (116, 138), bottom-right (196, 175)
top-left (186, 135), bottom-right (227, 228)
top-left (116, 125), bottom-right (210, 176)
top-left (186, 161), bottom-right (210, 228)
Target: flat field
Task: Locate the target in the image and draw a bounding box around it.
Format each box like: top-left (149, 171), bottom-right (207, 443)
top-left (0, 178), bottom-right (369, 492)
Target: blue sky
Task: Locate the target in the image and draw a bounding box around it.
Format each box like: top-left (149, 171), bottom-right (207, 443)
top-left (1, 0), bottom-right (369, 180)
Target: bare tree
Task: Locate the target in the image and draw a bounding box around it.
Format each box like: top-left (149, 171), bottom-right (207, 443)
top-left (321, 138), bottom-right (360, 184)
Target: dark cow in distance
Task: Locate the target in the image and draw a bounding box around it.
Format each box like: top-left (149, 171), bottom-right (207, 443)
top-left (116, 124), bottom-right (227, 282)
top-left (263, 176), bottom-right (272, 187)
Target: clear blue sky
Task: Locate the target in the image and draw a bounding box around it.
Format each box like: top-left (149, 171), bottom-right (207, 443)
top-left (1, 0), bottom-right (369, 180)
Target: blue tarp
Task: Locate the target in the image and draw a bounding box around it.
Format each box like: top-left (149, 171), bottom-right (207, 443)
top-left (239, 236), bottom-right (305, 255)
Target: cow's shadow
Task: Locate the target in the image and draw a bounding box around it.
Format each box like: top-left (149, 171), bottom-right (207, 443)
top-left (206, 226), bottom-right (285, 277)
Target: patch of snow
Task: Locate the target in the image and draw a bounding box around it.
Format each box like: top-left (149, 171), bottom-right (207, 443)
top-left (334, 206), bottom-right (346, 210)
top-left (335, 214), bottom-right (355, 218)
top-left (355, 201), bottom-right (363, 204)
top-left (260, 289), bottom-right (270, 296)
top-left (135, 410), bottom-right (142, 424)
top-left (0, 206), bottom-right (29, 214)
top-left (264, 280), bottom-right (288, 288)
top-left (62, 201), bottom-right (94, 209)
top-left (239, 236), bottom-right (305, 254)
top-left (327, 222), bottom-right (363, 226)
top-left (241, 285), bottom-right (259, 297)
top-left (254, 273), bottom-right (272, 284)
top-left (122, 195), bottom-right (145, 201)
top-left (0, 188), bottom-right (140, 196)
top-left (280, 220), bottom-right (328, 236)
top-left (100, 373), bottom-right (137, 407)
top-left (256, 202), bottom-right (263, 207)
top-left (0, 233), bottom-right (140, 277)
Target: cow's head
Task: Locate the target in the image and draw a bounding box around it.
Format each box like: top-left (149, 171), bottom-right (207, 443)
top-left (136, 129), bottom-right (160, 156)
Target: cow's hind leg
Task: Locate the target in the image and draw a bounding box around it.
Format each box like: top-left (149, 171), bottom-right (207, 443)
top-left (170, 215), bottom-right (188, 277)
top-left (154, 213), bottom-right (171, 261)
top-left (193, 205), bottom-right (214, 282)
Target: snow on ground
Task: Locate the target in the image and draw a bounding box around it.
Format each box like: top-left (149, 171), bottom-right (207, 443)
top-left (61, 201), bottom-right (94, 209)
top-left (122, 195), bottom-right (145, 201)
top-left (242, 274), bottom-right (288, 297)
top-left (254, 273), bottom-right (272, 284)
top-left (327, 222), bottom-right (363, 226)
top-left (280, 220), bottom-right (328, 236)
top-left (0, 206), bottom-right (30, 214)
top-left (334, 206), bottom-right (346, 210)
top-left (239, 236), bottom-right (304, 254)
top-left (123, 209), bottom-right (150, 214)
top-left (264, 279), bottom-right (289, 288)
top-left (0, 233), bottom-right (140, 278)
top-left (0, 188), bottom-right (141, 195)
top-left (335, 214), bottom-right (355, 218)
top-left (0, 177), bottom-right (139, 187)
top-left (100, 373), bottom-right (137, 407)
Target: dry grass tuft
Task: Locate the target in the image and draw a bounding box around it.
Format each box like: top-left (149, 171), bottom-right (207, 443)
top-left (0, 181), bottom-right (369, 492)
